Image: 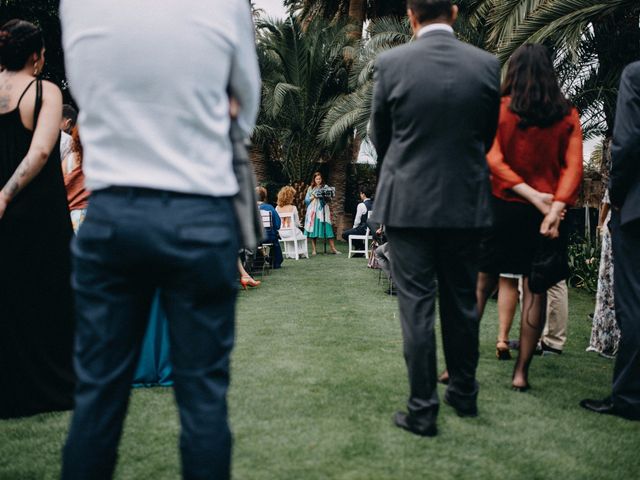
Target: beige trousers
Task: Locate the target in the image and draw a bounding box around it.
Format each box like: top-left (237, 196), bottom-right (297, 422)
top-left (542, 280), bottom-right (569, 350)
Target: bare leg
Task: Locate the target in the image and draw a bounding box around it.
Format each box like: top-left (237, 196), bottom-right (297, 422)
top-left (476, 272), bottom-right (499, 318)
top-left (512, 277), bottom-right (547, 389)
top-left (238, 259), bottom-right (260, 288)
top-left (329, 238), bottom-right (339, 254)
top-left (311, 238), bottom-right (317, 255)
top-left (237, 259), bottom-right (250, 279)
top-left (497, 277), bottom-right (518, 341)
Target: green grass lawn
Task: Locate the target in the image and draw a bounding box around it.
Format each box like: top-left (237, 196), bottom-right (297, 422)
top-left (1, 244), bottom-right (639, 479)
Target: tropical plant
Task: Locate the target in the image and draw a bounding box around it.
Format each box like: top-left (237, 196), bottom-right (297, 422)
top-left (320, 16), bottom-right (411, 145)
top-left (254, 16), bottom-right (358, 185)
top-left (568, 235), bottom-right (601, 294)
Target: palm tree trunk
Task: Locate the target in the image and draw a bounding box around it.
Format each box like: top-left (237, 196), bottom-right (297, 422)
top-left (329, 143), bottom-right (353, 240)
top-left (348, 0), bottom-right (366, 38)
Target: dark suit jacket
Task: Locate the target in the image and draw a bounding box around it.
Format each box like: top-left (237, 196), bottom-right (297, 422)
top-left (370, 29), bottom-right (500, 228)
top-left (610, 61), bottom-right (640, 226)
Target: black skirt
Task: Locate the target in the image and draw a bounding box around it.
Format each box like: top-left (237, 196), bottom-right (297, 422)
top-left (479, 197), bottom-right (568, 281)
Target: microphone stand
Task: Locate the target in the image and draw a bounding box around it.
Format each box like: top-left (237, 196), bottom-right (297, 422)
top-left (319, 196), bottom-right (328, 254)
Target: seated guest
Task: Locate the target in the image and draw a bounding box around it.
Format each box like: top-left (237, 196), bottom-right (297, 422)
top-left (373, 225), bottom-right (391, 278)
top-left (257, 186), bottom-right (283, 268)
top-left (342, 187), bottom-right (373, 254)
top-left (276, 185), bottom-right (308, 258)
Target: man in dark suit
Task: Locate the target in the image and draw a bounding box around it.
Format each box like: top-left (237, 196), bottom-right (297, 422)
top-left (581, 62), bottom-right (640, 421)
top-left (370, 0), bottom-right (500, 436)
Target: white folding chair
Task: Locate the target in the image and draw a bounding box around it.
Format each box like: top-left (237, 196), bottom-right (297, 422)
top-left (348, 227), bottom-right (372, 258)
top-left (278, 211), bottom-right (308, 260)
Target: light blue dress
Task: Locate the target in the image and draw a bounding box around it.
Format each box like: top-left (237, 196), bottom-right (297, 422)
top-left (133, 291), bottom-right (173, 387)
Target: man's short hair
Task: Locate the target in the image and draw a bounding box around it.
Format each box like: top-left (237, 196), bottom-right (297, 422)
top-left (256, 186), bottom-right (267, 202)
top-left (62, 104), bottom-right (78, 125)
top-left (360, 187), bottom-right (371, 198)
top-left (407, 0), bottom-right (453, 23)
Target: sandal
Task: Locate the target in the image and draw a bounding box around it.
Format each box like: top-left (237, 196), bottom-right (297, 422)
top-left (240, 276), bottom-right (261, 289)
top-left (496, 339), bottom-right (511, 360)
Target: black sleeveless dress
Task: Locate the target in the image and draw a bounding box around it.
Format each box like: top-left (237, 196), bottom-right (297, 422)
top-left (0, 80), bottom-right (76, 418)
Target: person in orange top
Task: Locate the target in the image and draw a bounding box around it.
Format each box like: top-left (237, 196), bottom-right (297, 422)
top-left (61, 125), bottom-right (90, 232)
top-left (477, 44), bottom-right (583, 392)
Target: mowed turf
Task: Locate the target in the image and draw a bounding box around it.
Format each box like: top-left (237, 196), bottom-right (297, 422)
top-left (1, 244), bottom-right (638, 479)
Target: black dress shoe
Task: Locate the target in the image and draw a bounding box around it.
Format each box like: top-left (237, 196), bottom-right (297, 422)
top-left (443, 393), bottom-right (478, 418)
top-left (393, 411), bottom-right (437, 437)
top-left (580, 398), bottom-right (640, 421)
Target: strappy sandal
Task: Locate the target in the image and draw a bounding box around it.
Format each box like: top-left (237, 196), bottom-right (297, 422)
top-left (496, 339), bottom-right (512, 360)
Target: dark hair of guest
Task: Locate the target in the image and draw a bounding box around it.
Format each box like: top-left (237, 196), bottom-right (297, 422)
top-left (63, 104), bottom-right (78, 125)
top-left (0, 19), bottom-right (44, 71)
top-left (502, 44), bottom-right (572, 128)
top-left (256, 186), bottom-right (267, 202)
top-left (407, 0), bottom-right (453, 23)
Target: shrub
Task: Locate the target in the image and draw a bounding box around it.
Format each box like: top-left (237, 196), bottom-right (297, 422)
top-left (567, 235), bottom-right (600, 294)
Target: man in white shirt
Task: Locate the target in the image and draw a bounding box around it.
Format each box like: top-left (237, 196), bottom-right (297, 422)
top-left (59, 2), bottom-right (260, 478)
top-left (341, 187), bottom-right (373, 255)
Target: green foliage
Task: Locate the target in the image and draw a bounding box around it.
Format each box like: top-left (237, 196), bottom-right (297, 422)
top-left (254, 16), bottom-right (358, 183)
top-left (568, 235), bottom-right (601, 294)
top-left (320, 16), bottom-right (411, 145)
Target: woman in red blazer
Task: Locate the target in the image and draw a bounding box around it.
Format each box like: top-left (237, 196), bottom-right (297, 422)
top-left (478, 44), bottom-right (583, 391)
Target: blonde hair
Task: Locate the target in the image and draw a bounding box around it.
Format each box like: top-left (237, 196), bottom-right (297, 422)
top-left (277, 186), bottom-right (296, 208)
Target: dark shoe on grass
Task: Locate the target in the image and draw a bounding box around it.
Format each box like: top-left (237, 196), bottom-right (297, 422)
top-left (444, 392), bottom-right (478, 418)
top-left (580, 397), bottom-right (640, 421)
top-left (393, 411), bottom-right (437, 437)
top-left (538, 341), bottom-right (562, 356)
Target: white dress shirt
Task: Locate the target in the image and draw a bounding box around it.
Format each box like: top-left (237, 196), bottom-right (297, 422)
top-left (417, 23), bottom-right (454, 38)
top-left (60, 1), bottom-right (260, 196)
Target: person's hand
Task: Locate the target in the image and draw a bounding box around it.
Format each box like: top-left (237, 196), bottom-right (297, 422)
top-left (540, 202), bottom-right (565, 239)
top-left (530, 191), bottom-right (554, 216)
top-left (0, 191), bottom-right (8, 220)
top-left (511, 183), bottom-right (553, 215)
top-left (376, 227), bottom-right (383, 236)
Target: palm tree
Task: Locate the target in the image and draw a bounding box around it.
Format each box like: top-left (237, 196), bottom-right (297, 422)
top-left (254, 16), bottom-right (359, 228)
top-left (320, 16), bottom-right (411, 146)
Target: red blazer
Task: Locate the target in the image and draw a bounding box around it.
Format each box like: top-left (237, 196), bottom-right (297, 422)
top-left (487, 97), bottom-right (583, 205)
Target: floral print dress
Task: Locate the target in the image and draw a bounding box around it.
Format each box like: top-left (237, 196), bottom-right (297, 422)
top-left (587, 189), bottom-right (620, 358)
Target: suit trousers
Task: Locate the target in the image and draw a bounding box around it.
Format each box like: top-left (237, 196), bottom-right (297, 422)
top-left (386, 228), bottom-right (481, 422)
top-left (610, 210), bottom-right (640, 416)
top-left (62, 188), bottom-right (239, 480)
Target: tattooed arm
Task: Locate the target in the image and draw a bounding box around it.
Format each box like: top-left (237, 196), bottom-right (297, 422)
top-left (0, 81), bottom-right (63, 219)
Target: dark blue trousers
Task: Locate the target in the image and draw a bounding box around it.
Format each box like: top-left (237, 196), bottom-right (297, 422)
top-left (62, 188), bottom-right (238, 480)
top-left (610, 210), bottom-right (640, 417)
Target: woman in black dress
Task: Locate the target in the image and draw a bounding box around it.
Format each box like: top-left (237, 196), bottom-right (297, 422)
top-left (0, 19), bottom-right (75, 418)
